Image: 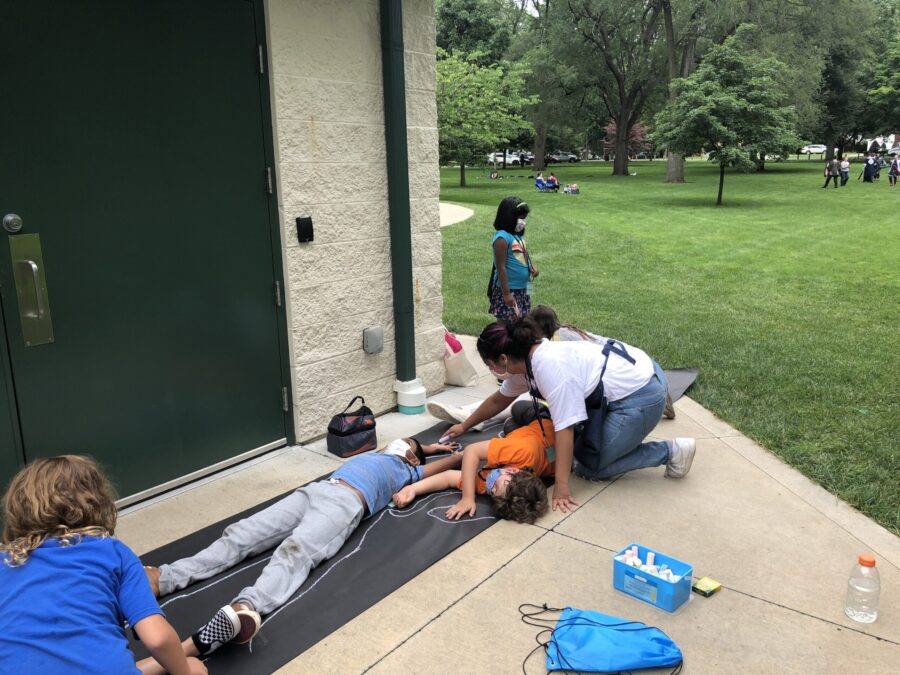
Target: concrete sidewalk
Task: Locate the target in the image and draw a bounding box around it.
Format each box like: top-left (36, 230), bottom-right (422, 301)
top-left (117, 340), bottom-right (899, 673)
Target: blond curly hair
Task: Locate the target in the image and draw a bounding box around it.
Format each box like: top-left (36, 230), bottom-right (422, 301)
top-left (1, 455), bottom-right (117, 567)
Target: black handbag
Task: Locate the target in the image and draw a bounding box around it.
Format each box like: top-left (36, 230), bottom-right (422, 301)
top-left (326, 395), bottom-right (377, 458)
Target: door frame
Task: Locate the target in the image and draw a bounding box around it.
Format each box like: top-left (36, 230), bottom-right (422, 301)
top-left (0, 0), bottom-right (296, 503)
top-left (252, 0), bottom-right (295, 448)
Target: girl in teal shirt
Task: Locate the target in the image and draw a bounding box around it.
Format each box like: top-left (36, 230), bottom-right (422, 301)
top-left (489, 197), bottom-right (538, 323)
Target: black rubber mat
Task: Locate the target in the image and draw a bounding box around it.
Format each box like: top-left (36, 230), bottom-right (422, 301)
top-left (131, 370), bottom-right (696, 673)
top-left (665, 367), bottom-right (699, 402)
top-left (131, 421), bottom-right (500, 674)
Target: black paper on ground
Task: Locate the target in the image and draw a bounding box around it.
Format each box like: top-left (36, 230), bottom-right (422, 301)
top-left (131, 369), bottom-right (696, 673)
top-left (664, 367), bottom-right (699, 402)
top-left (131, 421), bottom-right (501, 675)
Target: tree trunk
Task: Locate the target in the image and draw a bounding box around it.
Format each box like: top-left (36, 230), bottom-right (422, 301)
top-left (532, 124), bottom-right (547, 172)
top-left (666, 151), bottom-right (685, 182)
top-left (662, 1), bottom-right (685, 183)
top-left (460, 162), bottom-right (466, 187)
top-left (716, 162), bottom-right (725, 206)
top-left (825, 144), bottom-right (835, 161)
top-left (757, 152), bottom-right (766, 171)
top-left (612, 114), bottom-right (630, 175)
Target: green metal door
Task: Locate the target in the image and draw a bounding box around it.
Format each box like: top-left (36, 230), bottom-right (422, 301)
top-left (0, 0), bottom-right (290, 499)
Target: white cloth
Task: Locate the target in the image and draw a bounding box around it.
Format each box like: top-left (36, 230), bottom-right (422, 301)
top-left (499, 338), bottom-right (655, 431)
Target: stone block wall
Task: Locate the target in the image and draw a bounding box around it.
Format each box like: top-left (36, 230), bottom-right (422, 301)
top-left (266, 0), bottom-right (443, 441)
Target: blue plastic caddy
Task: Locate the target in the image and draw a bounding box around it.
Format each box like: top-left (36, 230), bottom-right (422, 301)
top-left (613, 543), bottom-right (693, 613)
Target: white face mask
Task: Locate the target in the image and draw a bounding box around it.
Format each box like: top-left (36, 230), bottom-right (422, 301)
top-left (515, 218), bottom-right (526, 233)
top-left (383, 438), bottom-right (412, 459)
top-left (489, 359), bottom-right (512, 380)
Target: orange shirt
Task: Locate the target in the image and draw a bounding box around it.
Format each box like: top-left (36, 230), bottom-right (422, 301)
top-left (462, 419), bottom-right (556, 494)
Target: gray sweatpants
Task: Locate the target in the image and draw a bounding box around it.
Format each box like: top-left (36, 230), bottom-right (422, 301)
top-left (158, 481), bottom-right (365, 615)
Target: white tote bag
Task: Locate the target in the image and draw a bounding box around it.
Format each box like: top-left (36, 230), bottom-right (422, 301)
top-left (443, 341), bottom-right (479, 387)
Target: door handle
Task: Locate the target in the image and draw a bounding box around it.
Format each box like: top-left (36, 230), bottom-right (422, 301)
top-left (9, 233), bottom-right (54, 346)
top-left (15, 260), bottom-right (44, 318)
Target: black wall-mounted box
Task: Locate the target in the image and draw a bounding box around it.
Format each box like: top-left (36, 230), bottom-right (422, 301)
top-left (296, 216), bottom-right (314, 243)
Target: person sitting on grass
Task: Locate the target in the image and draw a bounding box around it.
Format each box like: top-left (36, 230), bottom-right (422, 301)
top-left (546, 173), bottom-right (560, 191)
top-left (141, 439), bottom-right (462, 661)
top-left (0, 455), bottom-right (206, 675)
top-left (393, 407), bottom-right (555, 524)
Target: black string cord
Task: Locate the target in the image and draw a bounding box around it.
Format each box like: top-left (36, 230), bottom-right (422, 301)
top-left (518, 603), bottom-right (683, 675)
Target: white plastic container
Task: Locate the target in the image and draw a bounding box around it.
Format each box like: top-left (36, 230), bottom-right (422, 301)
top-left (844, 553), bottom-right (880, 623)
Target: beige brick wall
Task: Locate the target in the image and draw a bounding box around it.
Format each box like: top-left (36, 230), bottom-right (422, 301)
top-left (266, 0), bottom-right (443, 441)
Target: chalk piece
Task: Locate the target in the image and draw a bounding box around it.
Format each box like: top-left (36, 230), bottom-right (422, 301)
top-left (692, 577), bottom-right (722, 597)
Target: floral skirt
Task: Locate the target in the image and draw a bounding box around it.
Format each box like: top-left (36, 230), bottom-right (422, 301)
top-left (489, 284), bottom-right (531, 322)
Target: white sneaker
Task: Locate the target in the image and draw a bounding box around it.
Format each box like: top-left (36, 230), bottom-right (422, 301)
top-left (665, 438), bottom-right (696, 478)
top-left (427, 401), bottom-right (484, 431)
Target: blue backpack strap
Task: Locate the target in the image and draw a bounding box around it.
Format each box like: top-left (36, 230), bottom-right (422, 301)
top-left (601, 338), bottom-right (636, 367)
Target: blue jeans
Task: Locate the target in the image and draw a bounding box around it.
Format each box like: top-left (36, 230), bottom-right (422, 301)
top-left (574, 362), bottom-right (670, 480)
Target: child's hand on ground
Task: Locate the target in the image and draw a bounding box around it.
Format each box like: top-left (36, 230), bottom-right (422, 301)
top-left (551, 485), bottom-right (579, 513)
top-left (446, 497), bottom-right (476, 520)
top-left (187, 657), bottom-right (208, 675)
top-left (392, 486), bottom-right (416, 508)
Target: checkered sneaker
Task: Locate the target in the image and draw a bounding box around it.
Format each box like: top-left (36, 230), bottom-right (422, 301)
top-left (193, 605), bottom-right (240, 655)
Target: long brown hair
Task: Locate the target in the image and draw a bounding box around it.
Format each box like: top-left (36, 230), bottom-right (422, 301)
top-left (1, 455), bottom-right (117, 566)
top-left (530, 305), bottom-right (592, 341)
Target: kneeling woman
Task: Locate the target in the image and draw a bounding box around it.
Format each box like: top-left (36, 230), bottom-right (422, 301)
top-left (445, 316), bottom-right (696, 512)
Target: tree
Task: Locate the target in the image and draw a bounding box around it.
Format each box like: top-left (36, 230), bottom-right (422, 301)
top-left (866, 45), bottom-right (900, 136)
top-left (566, 1), bottom-right (668, 176)
top-left (653, 25), bottom-right (797, 205)
top-left (510, 3), bottom-right (596, 171)
top-left (604, 120), bottom-right (652, 156)
top-left (436, 49), bottom-right (537, 186)
top-left (436, 0), bottom-right (512, 65)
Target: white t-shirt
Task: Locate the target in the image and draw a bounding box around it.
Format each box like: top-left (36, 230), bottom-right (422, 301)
top-left (499, 338), bottom-right (656, 431)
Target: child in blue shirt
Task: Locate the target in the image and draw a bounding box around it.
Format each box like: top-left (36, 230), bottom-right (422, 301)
top-left (142, 439), bottom-right (461, 661)
top-left (489, 197), bottom-right (538, 323)
top-left (0, 455), bottom-right (204, 675)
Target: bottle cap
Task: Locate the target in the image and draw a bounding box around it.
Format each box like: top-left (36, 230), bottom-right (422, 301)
top-left (858, 553), bottom-right (876, 567)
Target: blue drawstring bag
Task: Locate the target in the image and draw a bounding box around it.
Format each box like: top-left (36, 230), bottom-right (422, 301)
top-left (520, 604), bottom-right (683, 673)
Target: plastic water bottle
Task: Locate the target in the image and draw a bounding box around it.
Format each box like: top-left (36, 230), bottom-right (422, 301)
top-left (844, 553), bottom-right (880, 623)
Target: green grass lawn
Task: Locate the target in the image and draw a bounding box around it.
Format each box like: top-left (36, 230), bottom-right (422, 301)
top-left (439, 159), bottom-right (899, 534)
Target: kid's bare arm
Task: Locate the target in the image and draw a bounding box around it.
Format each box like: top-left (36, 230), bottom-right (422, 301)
top-left (392, 470), bottom-right (462, 508)
top-left (421, 451), bottom-right (463, 477)
top-left (446, 442), bottom-right (490, 520)
top-left (134, 615), bottom-right (206, 675)
top-left (493, 237), bottom-right (511, 297)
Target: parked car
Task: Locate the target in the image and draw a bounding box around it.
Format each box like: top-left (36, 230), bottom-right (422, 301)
top-left (800, 144), bottom-right (827, 154)
top-left (487, 151), bottom-right (531, 166)
top-left (551, 150), bottom-right (579, 163)
top-left (635, 152), bottom-right (651, 159)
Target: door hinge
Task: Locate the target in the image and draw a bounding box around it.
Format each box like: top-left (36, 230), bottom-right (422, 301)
top-left (257, 45), bottom-right (265, 74)
top-left (281, 386), bottom-right (289, 412)
top-left (265, 167), bottom-right (273, 194)
top-left (274, 280), bottom-right (282, 307)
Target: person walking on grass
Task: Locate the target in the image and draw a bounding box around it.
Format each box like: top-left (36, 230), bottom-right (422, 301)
top-left (488, 197), bottom-right (538, 324)
top-left (889, 156), bottom-right (900, 187)
top-left (840, 158), bottom-right (851, 186)
top-left (0, 456), bottom-right (206, 675)
top-left (444, 315), bottom-right (697, 514)
top-left (141, 440), bottom-right (461, 662)
top-left (822, 157), bottom-right (840, 189)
